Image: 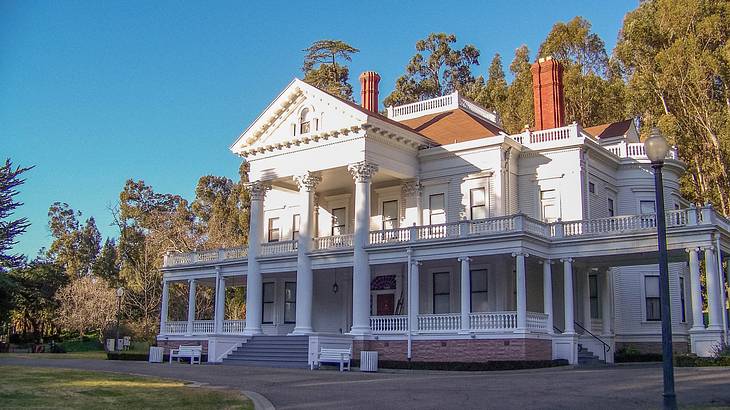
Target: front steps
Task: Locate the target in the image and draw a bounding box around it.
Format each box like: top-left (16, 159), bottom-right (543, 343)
top-left (222, 335), bottom-right (309, 368)
top-left (578, 344), bottom-right (606, 366)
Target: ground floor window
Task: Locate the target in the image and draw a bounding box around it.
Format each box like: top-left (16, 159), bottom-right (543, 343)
top-left (433, 272), bottom-right (450, 314)
top-left (589, 274), bottom-right (600, 319)
top-left (262, 282), bottom-right (275, 324)
top-left (679, 277), bottom-right (686, 323)
top-left (284, 281), bottom-right (296, 323)
top-left (470, 269), bottom-right (488, 312)
top-left (645, 275), bottom-right (661, 321)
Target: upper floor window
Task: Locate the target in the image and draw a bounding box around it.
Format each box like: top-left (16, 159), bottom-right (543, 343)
top-left (382, 200), bottom-right (399, 230)
top-left (300, 108), bottom-right (311, 134)
top-left (607, 198), bottom-right (615, 217)
top-left (292, 214), bottom-right (300, 241)
top-left (640, 200), bottom-right (656, 215)
top-left (645, 275), bottom-right (661, 321)
top-left (268, 217), bottom-right (280, 242)
top-left (588, 182), bottom-right (595, 194)
top-left (470, 188), bottom-right (487, 220)
top-left (331, 207), bottom-right (346, 236)
top-left (541, 189), bottom-right (558, 223)
top-left (429, 194), bottom-right (446, 225)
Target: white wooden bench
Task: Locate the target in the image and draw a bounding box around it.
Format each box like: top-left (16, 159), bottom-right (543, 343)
top-left (169, 345), bottom-right (202, 364)
top-left (312, 347), bottom-right (351, 371)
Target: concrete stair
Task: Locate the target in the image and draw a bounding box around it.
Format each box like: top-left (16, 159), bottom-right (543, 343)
top-left (222, 335), bottom-right (309, 368)
top-left (577, 343), bottom-right (606, 366)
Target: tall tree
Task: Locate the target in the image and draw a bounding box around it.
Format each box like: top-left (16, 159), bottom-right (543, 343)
top-left (47, 202), bottom-right (101, 279)
top-left (0, 159), bottom-right (33, 271)
top-left (614, 0), bottom-right (730, 212)
top-left (500, 45), bottom-right (535, 133)
top-left (7, 259), bottom-right (66, 342)
top-left (302, 40), bottom-right (359, 100)
top-left (465, 53), bottom-right (509, 116)
top-left (384, 33), bottom-right (480, 107)
top-left (92, 238), bottom-right (120, 286)
top-left (192, 172), bottom-right (248, 249)
top-left (55, 275), bottom-right (117, 341)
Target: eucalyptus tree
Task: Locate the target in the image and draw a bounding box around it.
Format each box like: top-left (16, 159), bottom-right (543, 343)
top-left (302, 40), bottom-right (360, 100)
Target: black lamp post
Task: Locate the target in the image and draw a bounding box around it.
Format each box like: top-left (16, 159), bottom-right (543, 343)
top-left (645, 128), bottom-right (676, 410)
top-left (115, 287), bottom-right (124, 352)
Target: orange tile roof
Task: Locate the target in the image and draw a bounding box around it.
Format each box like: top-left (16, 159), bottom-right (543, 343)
top-left (399, 108), bottom-right (505, 145)
top-left (585, 119), bottom-right (633, 139)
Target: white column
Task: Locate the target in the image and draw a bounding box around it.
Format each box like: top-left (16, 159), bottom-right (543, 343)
top-left (244, 181), bottom-right (269, 336)
top-left (582, 271), bottom-right (592, 330)
top-left (348, 161), bottom-right (378, 335)
top-left (293, 172), bottom-right (321, 335)
top-left (214, 275), bottom-right (226, 334)
top-left (409, 260), bottom-right (421, 333)
top-left (601, 270), bottom-right (612, 336)
top-left (562, 258), bottom-right (575, 334)
top-left (542, 260), bottom-right (554, 334)
top-left (402, 180), bottom-right (422, 227)
top-left (159, 279), bottom-right (170, 334)
top-left (513, 252), bottom-right (527, 332)
top-left (186, 279), bottom-right (197, 335)
top-left (704, 247), bottom-right (722, 330)
top-left (459, 256), bottom-right (471, 333)
top-left (687, 248), bottom-right (704, 331)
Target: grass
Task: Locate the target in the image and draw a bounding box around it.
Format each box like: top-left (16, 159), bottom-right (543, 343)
top-left (0, 365), bottom-right (252, 410)
top-left (3, 351), bottom-right (109, 360)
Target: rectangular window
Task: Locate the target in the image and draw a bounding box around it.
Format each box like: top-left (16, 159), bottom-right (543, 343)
top-left (607, 198), bottom-right (615, 217)
top-left (268, 217), bottom-right (280, 242)
top-left (429, 194), bottom-right (446, 225)
top-left (292, 214), bottom-right (300, 241)
top-left (432, 272), bottom-right (450, 314)
top-left (262, 282), bottom-right (275, 324)
top-left (645, 276), bottom-right (661, 321)
top-left (470, 188), bottom-right (487, 220)
top-left (589, 182), bottom-right (595, 194)
top-left (589, 274), bottom-right (600, 319)
top-left (541, 189), bottom-right (558, 223)
top-left (331, 207), bottom-right (346, 236)
top-left (640, 200), bottom-right (656, 214)
top-left (382, 200), bottom-right (399, 230)
top-left (679, 277), bottom-right (686, 323)
top-left (470, 269), bottom-right (488, 313)
top-left (284, 281), bottom-right (296, 323)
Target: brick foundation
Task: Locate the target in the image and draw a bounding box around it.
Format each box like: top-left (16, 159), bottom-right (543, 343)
top-left (353, 338), bottom-right (551, 363)
top-left (157, 339), bottom-right (209, 354)
top-left (615, 341), bottom-right (689, 354)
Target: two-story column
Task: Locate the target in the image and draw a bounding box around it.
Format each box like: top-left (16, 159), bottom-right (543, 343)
top-left (244, 181), bottom-right (270, 336)
top-left (402, 180), bottom-right (422, 228)
top-left (214, 272), bottom-right (226, 334)
top-left (186, 279), bottom-right (197, 335)
top-left (159, 279), bottom-right (170, 335)
top-left (541, 260), bottom-right (554, 334)
top-left (704, 246), bottom-right (723, 331)
top-left (409, 259), bottom-right (421, 334)
top-left (293, 171), bottom-right (321, 335)
top-left (562, 258), bottom-right (575, 334)
top-left (348, 161), bottom-right (378, 335)
top-left (459, 256), bottom-right (471, 333)
top-left (513, 252), bottom-right (528, 333)
top-left (687, 248), bottom-right (704, 331)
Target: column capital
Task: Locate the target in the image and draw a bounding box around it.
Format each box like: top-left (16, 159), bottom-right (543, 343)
top-left (700, 245), bottom-right (716, 252)
top-left (511, 251), bottom-right (529, 258)
top-left (294, 171), bottom-right (322, 192)
top-left (685, 247), bottom-right (700, 253)
top-left (401, 179), bottom-right (422, 197)
top-left (348, 161), bottom-right (379, 183)
top-left (538, 259), bottom-right (553, 265)
top-left (188, 278), bottom-right (197, 284)
top-left (458, 256), bottom-right (471, 263)
top-left (560, 257), bottom-right (574, 263)
top-left (246, 181), bottom-right (271, 201)
top-left (410, 259), bottom-right (422, 267)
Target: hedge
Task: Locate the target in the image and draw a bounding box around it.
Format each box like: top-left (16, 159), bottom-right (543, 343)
top-left (347, 359), bottom-right (569, 371)
top-left (675, 355), bottom-right (730, 367)
top-left (106, 351), bottom-right (209, 362)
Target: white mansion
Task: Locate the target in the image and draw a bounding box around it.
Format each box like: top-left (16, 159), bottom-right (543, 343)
top-left (158, 58), bottom-right (730, 366)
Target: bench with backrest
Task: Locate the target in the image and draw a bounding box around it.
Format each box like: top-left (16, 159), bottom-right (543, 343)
top-left (313, 347), bottom-right (351, 371)
top-left (169, 345), bottom-right (203, 364)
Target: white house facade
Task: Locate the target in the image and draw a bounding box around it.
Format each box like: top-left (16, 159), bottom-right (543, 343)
top-left (158, 58), bottom-right (730, 367)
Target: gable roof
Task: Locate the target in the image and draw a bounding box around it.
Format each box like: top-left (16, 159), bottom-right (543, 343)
top-left (585, 119), bottom-right (633, 139)
top-left (399, 108), bottom-right (505, 145)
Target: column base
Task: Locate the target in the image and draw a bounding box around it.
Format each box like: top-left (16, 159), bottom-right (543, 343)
top-left (291, 327), bottom-right (313, 335)
top-left (552, 333), bottom-right (579, 364)
top-left (348, 326), bottom-right (372, 336)
top-left (513, 328), bottom-right (529, 334)
top-left (690, 328), bottom-right (724, 357)
top-left (243, 328), bottom-right (263, 336)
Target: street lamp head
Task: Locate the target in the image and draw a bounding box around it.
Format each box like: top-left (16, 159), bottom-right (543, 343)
top-left (116, 287), bottom-right (124, 298)
top-left (645, 127), bottom-right (670, 163)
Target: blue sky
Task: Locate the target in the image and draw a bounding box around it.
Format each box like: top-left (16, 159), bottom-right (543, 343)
top-left (1, 0), bottom-right (638, 257)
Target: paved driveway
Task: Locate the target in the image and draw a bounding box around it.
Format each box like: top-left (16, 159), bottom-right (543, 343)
top-left (1, 356), bottom-right (729, 409)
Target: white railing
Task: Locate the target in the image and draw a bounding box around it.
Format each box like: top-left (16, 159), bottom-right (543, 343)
top-left (529, 124), bottom-right (577, 144)
top-left (260, 240), bottom-right (297, 257)
top-left (164, 321), bottom-right (188, 335)
top-left (222, 320), bottom-right (246, 334)
top-left (523, 216), bottom-right (550, 236)
top-left (469, 311), bottom-right (517, 331)
top-left (370, 315), bottom-right (408, 334)
top-left (604, 141), bottom-right (679, 160)
top-left (164, 246), bottom-right (248, 267)
top-left (561, 210), bottom-right (689, 237)
top-left (222, 247), bottom-right (247, 260)
top-left (469, 216), bottom-right (515, 235)
top-left (369, 227), bottom-right (411, 245)
top-left (417, 222), bottom-right (460, 240)
top-left (526, 312), bottom-right (549, 333)
top-left (315, 234), bottom-right (353, 250)
top-left (417, 313), bottom-right (461, 332)
top-left (388, 92), bottom-right (458, 120)
top-left (192, 320), bottom-right (214, 334)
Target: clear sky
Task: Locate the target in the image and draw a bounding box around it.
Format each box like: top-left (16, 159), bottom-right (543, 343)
top-left (1, 0), bottom-right (638, 257)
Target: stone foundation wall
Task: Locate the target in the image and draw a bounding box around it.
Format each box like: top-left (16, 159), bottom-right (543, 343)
top-left (615, 341), bottom-right (689, 354)
top-left (157, 339), bottom-right (209, 354)
top-left (353, 338), bottom-right (551, 362)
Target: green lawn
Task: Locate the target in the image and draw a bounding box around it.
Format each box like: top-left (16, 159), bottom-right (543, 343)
top-left (3, 351), bottom-right (108, 360)
top-left (0, 365), bottom-right (252, 410)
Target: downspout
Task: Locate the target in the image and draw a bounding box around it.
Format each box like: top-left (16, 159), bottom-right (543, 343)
top-left (407, 248), bottom-right (413, 361)
top-left (715, 235), bottom-right (728, 339)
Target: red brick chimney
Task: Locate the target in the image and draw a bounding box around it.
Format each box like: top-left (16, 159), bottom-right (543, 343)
top-left (359, 71), bottom-right (380, 112)
top-left (531, 57), bottom-right (565, 130)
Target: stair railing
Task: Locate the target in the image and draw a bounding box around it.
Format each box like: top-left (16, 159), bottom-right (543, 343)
top-left (574, 321), bottom-right (610, 362)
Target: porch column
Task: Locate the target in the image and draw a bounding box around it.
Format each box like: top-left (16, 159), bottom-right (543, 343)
top-left (542, 260), bottom-right (554, 334)
top-left (513, 252), bottom-right (527, 333)
top-left (562, 258), bottom-right (575, 334)
top-left (293, 171), bottom-right (321, 335)
top-left (687, 248), bottom-right (704, 331)
top-left (186, 279), bottom-right (197, 335)
top-left (601, 269), bottom-right (612, 336)
top-left (459, 256), bottom-right (471, 333)
top-left (409, 260), bottom-right (421, 334)
top-left (348, 161), bottom-right (378, 335)
top-left (402, 180), bottom-right (422, 227)
top-left (582, 271), bottom-right (592, 330)
top-left (214, 274), bottom-right (226, 334)
top-left (704, 246), bottom-right (723, 331)
top-left (159, 279), bottom-right (170, 334)
top-left (244, 181), bottom-right (269, 336)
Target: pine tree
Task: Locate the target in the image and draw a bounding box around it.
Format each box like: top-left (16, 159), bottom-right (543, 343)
top-left (302, 40), bottom-right (359, 100)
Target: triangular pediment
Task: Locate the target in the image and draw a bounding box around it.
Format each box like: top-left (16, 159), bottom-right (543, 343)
top-left (230, 79), bottom-right (369, 154)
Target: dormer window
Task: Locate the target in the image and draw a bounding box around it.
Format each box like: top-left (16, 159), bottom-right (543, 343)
top-left (300, 108), bottom-right (311, 134)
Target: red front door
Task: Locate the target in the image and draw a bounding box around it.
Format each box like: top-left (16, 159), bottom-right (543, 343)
top-left (376, 294), bottom-right (395, 316)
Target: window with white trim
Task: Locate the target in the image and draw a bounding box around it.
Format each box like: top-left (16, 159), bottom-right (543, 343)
top-left (268, 217), bottom-right (280, 242)
top-left (331, 207), bottom-right (346, 236)
top-left (299, 108), bottom-right (311, 134)
top-left (284, 281), bottom-right (296, 323)
top-left (607, 198), bottom-right (615, 217)
top-left (262, 282), bottom-right (275, 324)
top-left (429, 194), bottom-right (446, 225)
top-left (470, 269), bottom-right (488, 312)
top-left (382, 200), bottom-right (399, 230)
top-left (679, 277), bottom-right (686, 323)
top-left (470, 188), bottom-right (487, 220)
top-left (541, 189), bottom-right (559, 223)
top-left (292, 214), bottom-right (300, 241)
top-left (432, 272), bottom-right (450, 314)
top-left (589, 274), bottom-right (600, 319)
top-left (645, 275), bottom-right (661, 321)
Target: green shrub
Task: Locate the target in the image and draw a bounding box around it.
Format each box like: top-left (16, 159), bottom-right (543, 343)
top-left (615, 346), bottom-right (662, 363)
top-left (58, 339), bottom-right (104, 352)
top-left (675, 353), bottom-right (730, 367)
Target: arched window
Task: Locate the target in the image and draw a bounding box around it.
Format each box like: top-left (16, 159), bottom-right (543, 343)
top-left (300, 108), bottom-right (311, 134)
